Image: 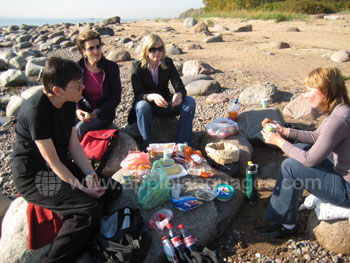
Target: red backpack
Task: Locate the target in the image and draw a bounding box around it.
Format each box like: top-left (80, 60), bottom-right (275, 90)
top-left (80, 129), bottom-right (118, 161)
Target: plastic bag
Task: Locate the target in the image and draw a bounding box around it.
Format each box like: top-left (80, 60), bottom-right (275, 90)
top-left (137, 160), bottom-right (171, 210)
top-left (205, 142), bottom-right (240, 165)
top-left (148, 209), bottom-right (173, 230)
top-left (100, 211), bottom-right (118, 238)
top-left (120, 151), bottom-right (151, 170)
top-left (206, 117), bottom-right (239, 139)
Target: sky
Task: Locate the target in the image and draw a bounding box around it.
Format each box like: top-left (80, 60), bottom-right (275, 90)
top-left (0, 0), bottom-right (204, 19)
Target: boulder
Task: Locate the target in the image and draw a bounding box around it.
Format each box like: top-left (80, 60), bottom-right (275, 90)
top-left (0, 193), bottom-right (11, 236)
top-left (103, 16), bottom-right (121, 25)
top-left (283, 94), bottom-right (321, 120)
top-left (25, 58), bottom-right (47, 77)
top-left (234, 25), bottom-right (252, 32)
top-left (181, 74), bottom-right (213, 86)
top-left (95, 27), bottom-right (114, 36)
top-left (270, 41), bottom-right (290, 49)
top-left (0, 69), bottom-right (28, 87)
top-left (6, 95), bottom-right (25, 118)
top-left (100, 132), bottom-right (139, 177)
top-left (286, 27), bottom-right (300, 32)
top-left (119, 37), bottom-right (132, 44)
top-left (193, 22), bottom-right (209, 34)
top-left (0, 41), bottom-right (13, 48)
top-left (0, 58), bottom-right (7, 70)
top-left (16, 34), bottom-right (31, 43)
top-left (203, 34), bottom-right (223, 43)
top-left (8, 56), bottom-right (27, 70)
top-left (307, 211), bottom-right (350, 254)
top-left (185, 79), bottom-right (221, 96)
top-left (184, 18), bottom-right (197, 27)
top-left (212, 25), bottom-right (230, 32)
top-left (0, 49), bottom-right (17, 63)
top-left (28, 57), bottom-right (48, 67)
top-left (186, 43), bottom-right (203, 50)
top-left (48, 30), bottom-right (65, 39)
top-left (106, 49), bottom-right (131, 62)
top-left (205, 93), bottom-right (231, 104)
top-left (182, 60), bottom-right (215, 76)
top-left (238, 82), bottom-right (279, 106)
top-left (13, 41), bottom-right (32, 50)
top-left (330, 50), bottom-right (350, 63)
top-left (21, 85), bottom-right (43, 99)
top-left (60, 40), bottom-right (75, 48)
top-left (18, 49), bottom-right (41, 58)
top-left (166, 44), bottom-right (183, 55)
top-left (111, 171), bottom-right (245, 263)
top-left (237, 107), bottom-right (285, 142)
top-left (199, 132), bottom-right (253, 175)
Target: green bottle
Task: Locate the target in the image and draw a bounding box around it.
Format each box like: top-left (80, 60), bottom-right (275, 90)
top-left (246, 161), bottom-right (258, 203)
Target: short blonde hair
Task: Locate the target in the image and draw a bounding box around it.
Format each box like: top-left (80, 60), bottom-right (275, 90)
top-left (138, 34), bottom-right (167, 70)
top-left (305, 67), bottom-right (349, 114)
top-left (76, 29), bottom-right (101, 55)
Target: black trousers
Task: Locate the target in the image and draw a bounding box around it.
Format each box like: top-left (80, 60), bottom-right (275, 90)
top-left (15, 161), bottom-right (122, 263)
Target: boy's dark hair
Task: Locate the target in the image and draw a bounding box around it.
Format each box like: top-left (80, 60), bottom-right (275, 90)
top-left (42, 57), bottom-right (82, 94)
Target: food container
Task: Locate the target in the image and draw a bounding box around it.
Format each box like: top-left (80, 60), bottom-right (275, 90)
top-left (214, 184), bottom-right (234, 201)
top-left (261, 99), bottom-right (269, 108)
top-left (265, 123), bottom-right (277, 132)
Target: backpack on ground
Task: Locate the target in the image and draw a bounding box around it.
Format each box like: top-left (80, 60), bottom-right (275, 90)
top-left (97, 207), bottom-right (152, 263)
top-left (80, 129), bottom-right (118, 173)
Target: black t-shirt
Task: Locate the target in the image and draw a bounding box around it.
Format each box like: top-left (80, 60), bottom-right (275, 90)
top-left (12, 90), bottom-right (76, 187)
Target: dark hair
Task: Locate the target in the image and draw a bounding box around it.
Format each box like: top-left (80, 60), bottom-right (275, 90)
top-left (76, 29), bottom-right (102, 55)
top-left (42, 57), bottom-right (82, 94)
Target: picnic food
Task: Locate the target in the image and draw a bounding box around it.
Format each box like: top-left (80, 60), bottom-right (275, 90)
top-left (164, 164), bottom-right (182, 175)
top-left (85, 112), bottom-right (91, 119)
top-left (261, 118), bottom-right (271, 128)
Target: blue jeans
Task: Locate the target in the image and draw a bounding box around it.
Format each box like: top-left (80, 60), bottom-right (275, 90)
top-left (265, 143), bottom-right (350, 224)
top-left (135, 96), bottom-right (196, 147)
top-left (76, 118), bottom-right (111, 141)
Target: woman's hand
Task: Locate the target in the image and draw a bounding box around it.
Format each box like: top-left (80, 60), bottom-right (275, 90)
top-left (261, 119), bottom-right (290, 137)
top-left (82, 185), bottom-right (106, 199)
top-left (261, 129), bottom-right (286, 149)
top-left (171, 92), bottom-right (183, 107)
top-left (76, 109), bottom-right (97, 122)
top-left (147, 94), bottom-right (168, 108)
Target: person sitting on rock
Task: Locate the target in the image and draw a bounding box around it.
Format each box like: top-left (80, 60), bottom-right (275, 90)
top-left (12, 57), bottom-right (122, 262)
top-left (75, 29), bottom-right (122, 141)
top-left (128, 34), bottom-right (196, 149)
top-left (257, 67), bottom-right (350, 238)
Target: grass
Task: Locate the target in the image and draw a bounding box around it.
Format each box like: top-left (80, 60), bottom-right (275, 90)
top-left (344, 76), bottom-right (350, 81)
top-left (195, 10), bottom-right (307, 23)
top-left (154, 18), bottom-right (171, 23)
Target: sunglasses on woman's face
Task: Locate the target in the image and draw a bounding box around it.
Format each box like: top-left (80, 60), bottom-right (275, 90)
top-left (148, 46), bottom-right (164, 53)
top-left (85, 44), bottom-right (101, 52)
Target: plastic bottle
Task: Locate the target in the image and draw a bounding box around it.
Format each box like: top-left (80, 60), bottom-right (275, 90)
top-left (161, 236), bottom-right (180, 263)
top-left (178, 224), bottom-right (198, 253)
top-left (228, 98), bottom-right (239, 121)
top-left (246, 161), bottom-right (258, 203)
top-left (121, 208), bottom-right (131, 229)
top-left (166, 223), bottom-right (187, 261)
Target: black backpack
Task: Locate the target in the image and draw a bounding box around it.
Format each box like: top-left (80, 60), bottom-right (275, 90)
top-left (97, 207), bottom-right (152, 263)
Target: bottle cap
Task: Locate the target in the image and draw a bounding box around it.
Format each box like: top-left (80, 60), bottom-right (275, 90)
top-left (161, 236), bottom-right (168, 240)
top-left (178, 224), bottom-right (184, 229)
top-left (247, 161), bottom-right (253, 165)
top-left (166, 223), bottom-right (173, 229)
top-left (234, 98), bottom-right (238, 104)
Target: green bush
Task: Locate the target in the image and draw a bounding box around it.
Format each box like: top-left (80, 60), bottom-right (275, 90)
top-left (207, 19), bottom-right (215, 27)
top-left (273, 0), bottom-right (332, 14)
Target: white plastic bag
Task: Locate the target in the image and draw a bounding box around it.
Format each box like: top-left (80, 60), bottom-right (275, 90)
top-left (206, 117), bottom-right (239, 139)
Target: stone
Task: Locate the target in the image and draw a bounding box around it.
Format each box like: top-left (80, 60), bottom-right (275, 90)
top-left (25, 58), bottom-right (47, 77)
top-left (119, 37), bottom-right (132, 44)
top-left (283, 94), bottom-right (322, 120)
top-left (234, 25), bottom-right (253, 32)
top-left (330, 50), bottom-right (350, 63)
top-left (103, 16), bottom-right (121, 25)
top-left (21, 86), bottom-right (43, 99)
top-left (18, 49), bottom-right (41, 58)
top-left (0, 69), bottom-right (28, 87)
top-left (286, 27), bottom-right (300, 32)
top-left (100, 132), bottom-right (139, 177)
top-left (50, 36), bottom-right (66, 45)
top-left (95, 26), bottom-right (114, 36)
top-left (193, 22), bottom-right (209, 33)
top-left (181, 74), bottom-right (213, 86)
top-left (0, 49), bottom-right (17, 63)
top-left (0, 193), bottom-right (12, 236)
top-left (184, 18), bottom-right (197, 27)
top-left (185, 79), bottom-right (221, 96)
top-left (6, 95), bottom-right (25, 118)
top-left (28, 57), bottom-right (48, 67)
top-left (186, 43), bottom-right (203, 50)
top-left (203, 34), bottom-right (223, 43)
top-left (166, 44), bottom-right (183, 55)
top-left (212, 25), bottom-right (230, 32)
top-left (48, 30), bottom-right (65, 39)
top-left (13, 41), bottom-right (32, 50)
top-left (205, 93), bottom-right (231, 104)
top-left (0, 41), bottom-right (13, 48)
top-left (239, 82), bottom-right (279, 106)
top-left (0, 58), bottom-right (7, 70)
top-left (111, 171), bottom-right (245, 263)
top-left (60, 40), bottom-right (75, 48)
top-left (107, 49), bottom-right (131, 62)
top-left (182, 60), bottom-right (215, 76)
top-left (8, 56), bottom-right (27, 70)
top-left (237, 107), bottom-right (285, 142)
top-left (270, 41), bottom-right (290, 49)
top-left (16, 34), bottom-right (31, 43)
top-left (199, 132), bottom-right (253, 175)
top-left (307, 211), bottom-right (350, 254)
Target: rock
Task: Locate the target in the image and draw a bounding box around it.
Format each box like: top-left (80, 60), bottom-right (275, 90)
top-left (234, 25), bottom-right (252, 32)
top-left (8, 56), bottom-right (27, 70)
top-left (95, 26), bottom-right (114, 36)
top-left (6, 95), bottom-right (25, 118)
top-left (39, 42), bottom-right (54, 52)
top-left (0, 41), bottom-right (13, 48)
top-left (119, 37), bottom-right (132, 44)
top-left (28, 57), bottom-right (48, 67)
top-left (21, 86), bottom-right (43, 99)
top-left (0, 49), bottom-right (17, 63)
top-left (193, 22), bottom-right (209, 33)
top-left (18, 49), bottom-right (41, 58)
top-left (0, 58), bottom-right (7, 70)
top-left (186, 43), bottom-right (203, 50)
top-left (111, 171), bottom-right (245, 263)
top-left (13, 41), bottom-right (32, 50)
top-left (121, 117), bottom-right (178, 144)
top-left (239, 82), bottom-right (279, 106)
top-left (25, 58), bottom-right (47, 77)
top-left (0, 69), bottom-right (28, 87)
top-left (307, 211), bottom-right (350, 254)
top-left (48, 30), bottom-right (65, 39)
top-left (286, 27), bottom-right (300, 32)
top-left (212, 25), bottom-right (230, 32)
top-left (324, 15), bottom-right (340, 20)
top-left (166, 44), bottom-right (183, 55)
top-left (200, 132), bottom-right (253, 175)
top-left (270, 41), bottom-right (290, 49)
top-left (283, 94), bottom-right (321, 120)
top-left (184, 18), bottom-right (198, 27)
top-left (103, 16), bottom-right (121, 25)
top-left (237, 107), bottom-right (285, 142)
top-left (0, 193), bottom-right (12, 236)
top-left (60, 40), bottom-right (75, 48)
top-left (185, 79), bottom-right (221, 96)
top-left (182, 60), bottom-right (215, 76)
top-left (50, 36), bottom-right (66, 45)
top-left (205, 93), bottom-right (231, 104)
top-left (203, 34), bottom-right (223, 43)
top-left (106, 49), bottom-right (131, 62)
top-left (259, 162), bottom-right (278, 179)
top-left (181, 74), bottom-right (213, 86)
top-left (162, 27), bottom-right (176, 32)
top-left (330, 50), bottom-right (350, 63)
top-left (100, 132), bottom-right (139, 177)
top-left (16, 34), bottom-right (31, 43)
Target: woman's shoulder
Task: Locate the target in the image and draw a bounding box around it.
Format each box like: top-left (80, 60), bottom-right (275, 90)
top-left (99, 56), bottom-right (119, 70)
top-left (164, 56), bottom-right (174, 64)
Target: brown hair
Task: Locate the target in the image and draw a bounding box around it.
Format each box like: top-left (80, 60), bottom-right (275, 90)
top-left (305, 67), bottom-right (350, 115)
top-left (76, 29), bottom-right (101, 55)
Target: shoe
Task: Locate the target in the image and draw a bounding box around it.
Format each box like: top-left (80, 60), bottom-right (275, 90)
top-left (256, 223), bottom-right (297, 239)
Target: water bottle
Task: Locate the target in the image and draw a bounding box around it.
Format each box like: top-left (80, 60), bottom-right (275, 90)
top-left (178, 224), bottom-right (198, 252)
top-left (246, 161), bottom-right (258, 203)
top-left (121, 208), bottom-right (131, 229)
top-left (161, 236), bottom-right (180, 263)
top-left (166, 223), bottom-right (187, 261)
top-left (228, 98), bottom-right (239, 121)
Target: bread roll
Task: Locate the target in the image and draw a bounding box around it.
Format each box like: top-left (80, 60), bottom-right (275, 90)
top-left (164, 165), bottom-right (182, 175)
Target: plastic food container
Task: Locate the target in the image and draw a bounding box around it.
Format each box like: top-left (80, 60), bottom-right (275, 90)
top-left (214, 184), bottom-right (234, 201)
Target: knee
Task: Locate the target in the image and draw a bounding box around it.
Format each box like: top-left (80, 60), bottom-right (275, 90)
top-left (135, 100), bottom-right (152, 115)
top-left (182, 96), bottom-right (196, 112)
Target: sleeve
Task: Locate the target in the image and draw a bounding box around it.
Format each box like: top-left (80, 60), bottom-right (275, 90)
top-left (168, 59), bottom-right (187, 98)
top-left (282, 115), bottom-right (347, 167)
top-left (287, 127), bottom-right (320, 144)
top-left (131, 61), bottom-right (148, 102)
top-left (28, 107), bottom-right (51, 141)
top-left (94, 62), bottom-right (122, 119)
